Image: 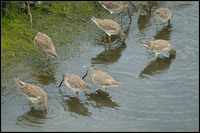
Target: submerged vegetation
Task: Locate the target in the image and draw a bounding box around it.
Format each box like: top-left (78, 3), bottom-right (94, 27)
top-left (1, 1), bottom-right (104, 70)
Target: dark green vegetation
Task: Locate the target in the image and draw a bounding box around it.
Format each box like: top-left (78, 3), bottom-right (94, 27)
top-left (1, 1), bottom-right (104, 70)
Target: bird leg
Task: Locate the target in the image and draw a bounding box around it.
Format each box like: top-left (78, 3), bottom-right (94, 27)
top-left (145, 2), bottom-right (150, 12)
top-left (105, 88), bottom-right (108, 93)
top-left (109, 36), bottom-right (111, 43)
top-left (104, 33), bottom-right (107, 42)
top-left (29, 100), bottom-right (32, 106)
top-left (142, 1), bottom-right (147, 10)
top-left (32, 103), bottom-right (35, 108)
top-left (75, 91), bottom-right (78, 98)
top-left (144, 2), bottom-right (147, 9)
top-left (163, 23), bottom-right (165, 28)
top-left (152, 53), bottom-right (159, 61)
top-left (147, 6), bottom-right (150, 12)
top-left (156, 23), bottom-right (158, 31)
top-left (152, 55), bottom-right (156, 61)
top-left (168, 19), bottom-right (170, 25)
top-left (98, 89), bottom-right (104, 92)
top-left (29, 101), bottom-right (34, 108)
top-left (109, 14), bottom-right (111, 19)
top-left (98, 88), bottom-right (108, 93)
top-left (112, 14), bottom-right (115, 21)
top-left (156, 19), bottom-right (159, 30)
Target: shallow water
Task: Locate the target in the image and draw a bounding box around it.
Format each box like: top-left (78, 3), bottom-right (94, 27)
top-left (1, 1), bottom-right (199, 132)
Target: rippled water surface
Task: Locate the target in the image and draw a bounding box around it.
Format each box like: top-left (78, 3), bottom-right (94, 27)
top-left (1, 1), bottom-right (199, 132)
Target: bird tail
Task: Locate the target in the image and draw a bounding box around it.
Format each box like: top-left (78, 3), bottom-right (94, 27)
top-left (141, 41), bottom-right (151, 47)
top-left (91, 16), bottom-right (100, 26)
top-left (53, 54), bottom-right (58, 58)
top-left (87, 86), bottom-right (92, 90)
top-left (91, 16), bottom-right (96, 21)
top-left (113, 81), bottom-right (122, 87)
top-left (48, 52), bottom-right (58, 58)
top-left (14, 78), bottom-right (25, 86)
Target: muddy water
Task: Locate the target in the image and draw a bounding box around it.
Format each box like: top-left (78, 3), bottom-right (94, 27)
top-left (1, 1), bottom-right (199, 131)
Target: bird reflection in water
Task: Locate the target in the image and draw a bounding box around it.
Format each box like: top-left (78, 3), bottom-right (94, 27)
top-left (91, 42), bottom-right (126, 65)
top-left (139, 54), bottom-right (176, 79)
top-left (141, 1), bottom-right (157, 12)
top-left (129, 1), bottom-right (154, 16)
top-left (61, 96), bottom-right (91, 117)
top-left (154, 23), bottom-right (173, 40)
top-left (137, 14), bottom-right (151, 33)
top-left (16, 108), bottom-right (47, 127)
top-left (32, 64), bottom-right (56, 85)
top-left (85, 90), bottom-right (120, 110)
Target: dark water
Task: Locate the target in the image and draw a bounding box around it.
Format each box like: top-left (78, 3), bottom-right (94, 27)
top-left (1, 1), bottom-right (199, 131)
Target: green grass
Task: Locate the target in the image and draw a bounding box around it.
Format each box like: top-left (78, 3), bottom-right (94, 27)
top-left (1, 1), bottom-right (104, 70)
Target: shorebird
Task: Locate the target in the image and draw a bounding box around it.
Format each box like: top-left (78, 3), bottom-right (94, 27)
top-left (91, 16), bottom-right (126, 44)
top-left (34, 32), bottom-right (58, 63)
top-left (154, 8), bottom-right (172, 29)
top-left (99, 1), bottom-right (131, 21)
top-left (141, 39), bottom-right (176, 61)
top-left (82, 67), bottom-right (121, 93)
top-left (58, 72), bottom-right (92, 97)
top-left (14, 78), bottom-right (47, 112)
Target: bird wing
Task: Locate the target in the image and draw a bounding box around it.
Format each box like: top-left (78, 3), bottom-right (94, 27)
top-left (100, 1), bottom-right (123, 9)
top-left (150, 40), bottom-right (171, 51)
top-left (34, 33), bottom-right (56, 55)
top-left (99, 19), bottom-right (120, 31)
top-left (93, 71), bottom-right (117, 86)
top-left (154, 8), bottom-right (171, 19)
top-left (67, 74), bottom-right (91, 90)
top-left (16, 79), bottom-right (45, 99)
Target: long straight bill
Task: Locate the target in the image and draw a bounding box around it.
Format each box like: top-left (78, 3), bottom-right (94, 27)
top-left (82, 72), bottom-right (88, 80)
top-left (59, 79), bottom-right (64, 87)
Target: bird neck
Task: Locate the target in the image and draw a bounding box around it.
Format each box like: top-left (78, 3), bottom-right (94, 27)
top-left (170, 48), bottom-right (176, 55)
top-left (118, 31), bottom-right (126, 40)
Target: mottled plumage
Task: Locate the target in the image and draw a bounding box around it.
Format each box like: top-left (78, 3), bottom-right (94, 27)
top-left (141, 39), bottom-right (176, 60)
top-left (82, 67), bottom-right (121, 93)
top-left (59, 72), bottom-right (92, 97)
top-left (91, 16), bottom-right (126, 42)
top-left (99, 1), bottom-right (131, 19)
top-left (154, 8), bottom-right (172, 22)
top-left (34, 32), bottom-right (58, 58)
top-left (14, 78), bottom-right (47, 112)
top-left (154, 8), bottom-right (172, 29)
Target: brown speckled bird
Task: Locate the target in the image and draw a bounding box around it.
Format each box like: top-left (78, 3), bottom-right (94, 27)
top-left (34, 32), bottom-right (58, 62)
top-left (154, 8), bottom-right (172, 29)
top-left (99, 1), bottom-right (131, 21)
top-left (59, 72), bottom-right (92, 97)
top-left (82, 67), bottom-right (121, 93)
top-left (14, 78), bottom-right (47, 112)
top-left (91, 16), bottom-right (126, 43)
top-left (141, 39), bottom-right (176, 61)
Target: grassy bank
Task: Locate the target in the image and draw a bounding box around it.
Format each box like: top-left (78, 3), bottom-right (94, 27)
top-left (1, 1), bottom-right (104, 70)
